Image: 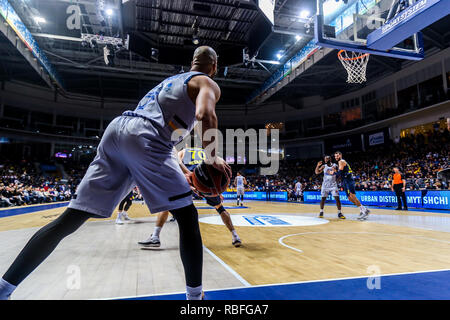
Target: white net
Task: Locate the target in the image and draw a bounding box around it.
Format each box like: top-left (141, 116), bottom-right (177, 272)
top-left (338, 50), bottom-right (370, 84)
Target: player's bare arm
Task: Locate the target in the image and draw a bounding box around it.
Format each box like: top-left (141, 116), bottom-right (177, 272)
top-left (338, 160), bottom-right (347, 170)
top-left (188, 75), bottom-right (231, 178)
top-left (315, 161), bottom-right (325, 174)
top-left (176, 149), bottom-right (191, 175)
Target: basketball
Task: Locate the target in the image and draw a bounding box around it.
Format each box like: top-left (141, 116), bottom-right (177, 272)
top-left (191, 161), bottom-right (230, 196)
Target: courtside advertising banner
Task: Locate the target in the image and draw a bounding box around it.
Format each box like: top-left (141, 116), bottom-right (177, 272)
top-left (303, 190), bottom-right (450, 210)
top-left (223, 191), bottom-right (288, 201)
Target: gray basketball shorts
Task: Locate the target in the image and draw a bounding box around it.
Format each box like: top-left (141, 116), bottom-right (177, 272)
top-left (236, 187), bottom-right (245, 196)
top-left (68, 116), bottom-right (193, 217)
top-left (321, 187), bottom-right (339, 198)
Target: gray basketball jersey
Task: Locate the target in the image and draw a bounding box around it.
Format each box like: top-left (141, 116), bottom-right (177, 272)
top-left (123, 71), bottom-right (206, 145)
top-left (322, 163), bottom-right (338, 189)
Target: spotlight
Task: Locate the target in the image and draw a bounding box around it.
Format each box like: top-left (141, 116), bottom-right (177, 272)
top-left (299, 10), bottom-right (310, 19)
top-left (106, 8), bottom-right (113, 16)
top-left (192, 35), bottom-right (200, 45)
top-left (295, 35), bottom-right (302, 41)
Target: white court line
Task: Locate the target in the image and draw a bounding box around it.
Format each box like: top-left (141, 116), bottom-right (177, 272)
top-left (203, 245), bottom-right (251, 287)
top-left (104, 245), bottom-right (251, 301)
top-left (279, 231), bottom-right (450, 254)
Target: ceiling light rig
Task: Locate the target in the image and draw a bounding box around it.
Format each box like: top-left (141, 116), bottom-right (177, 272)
top-left (192, 16), bottom-right (200, 45)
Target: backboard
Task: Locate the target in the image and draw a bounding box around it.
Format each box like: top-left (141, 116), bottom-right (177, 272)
top-left (314, 0), bottom-right (438, 60)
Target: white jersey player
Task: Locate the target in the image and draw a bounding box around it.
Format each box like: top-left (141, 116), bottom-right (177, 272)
top-left (294, 181), bottom-right (302, 201)
top-left (315, 156), bottom-right (345, 219)
top-left (234, 172), bottom-right (247, 206)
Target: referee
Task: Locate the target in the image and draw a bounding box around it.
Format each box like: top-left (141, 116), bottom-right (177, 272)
top-left (392, 167), bottom-right (408, 210)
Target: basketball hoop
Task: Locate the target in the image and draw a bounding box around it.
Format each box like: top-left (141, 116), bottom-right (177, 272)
top-left (338, 50), bottom-right (370, 84)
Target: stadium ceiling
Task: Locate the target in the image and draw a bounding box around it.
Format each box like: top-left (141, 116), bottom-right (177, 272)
top-left (0, 0), bottom-right (449, 107)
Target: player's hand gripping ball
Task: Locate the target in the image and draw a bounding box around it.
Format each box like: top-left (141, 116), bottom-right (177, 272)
top-left (190, 160), bottom-right (230, 196)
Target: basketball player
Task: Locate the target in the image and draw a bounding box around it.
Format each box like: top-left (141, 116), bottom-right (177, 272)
top-left (234, 171), bottom-right (247, 206)
top-left (115, 189), bottom-right (134, 224)
top-left (294, 179), bottom-right (302, 202)
top-left (0, 46), bottom-right (231, 300)
top-left (334, 151), bottom-right (370, 220)
top-left (315, 156), bottom-right (345, 219)
top-left (139, 147), bottom-right (242, 248)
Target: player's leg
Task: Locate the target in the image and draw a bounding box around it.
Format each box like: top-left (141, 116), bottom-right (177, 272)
top-left (170, 204), bottom-right (203, 300)
top-left (207, 196), bottom-right (241, 247)
top-left (319, 197), bottom-right (326, 218)
top-left (334, 196), bottom-right (345, 220)
top-left (138, 211), bottom-right (169, 247)
top-left (343, 179), bottom-right (369, 219)
top-left (1, 117), bottom-right (133, 299)
top-left (123, 128), bottom-right (202, 299)
top-left (116, 198), bottom-right (127, 224)
top-left (121, 199), bottom-right (133, 220)
top-left (348, 193), bottom-right (361, 206)
top-left (348, 190), bottom-right (369, 220)
top-left (331, 188), bottom-right (344, 219)
top-left (319, 188), bottom-right (328, 218)
top-left (0, 208), bottom-right (100, 299)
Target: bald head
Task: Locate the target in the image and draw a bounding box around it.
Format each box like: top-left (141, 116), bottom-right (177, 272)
top-left (191, 46), bottom-right (218, 77)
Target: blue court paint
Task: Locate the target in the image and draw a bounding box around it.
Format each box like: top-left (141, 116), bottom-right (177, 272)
top-left (0, 202), bottom-right (69, 218)
top-left (122, 270), bottom-right (450, 300)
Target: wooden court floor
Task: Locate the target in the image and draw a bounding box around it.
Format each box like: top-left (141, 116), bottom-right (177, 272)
top-left (0, 200), bottom-right (449, 299)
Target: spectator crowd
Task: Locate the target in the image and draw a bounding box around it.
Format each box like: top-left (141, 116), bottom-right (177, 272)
top-left (1, 128), bottom-right (449, 208)
top-left (232, 128), bottom-right (450, 200)
top-left (0, 160), bottom-right (81, 208)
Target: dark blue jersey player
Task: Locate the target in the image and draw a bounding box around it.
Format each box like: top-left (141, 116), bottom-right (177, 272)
top-left (334, 151), bottom-right (370, 221)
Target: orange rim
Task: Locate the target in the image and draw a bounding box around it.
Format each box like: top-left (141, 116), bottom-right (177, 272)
top-left (338, 49), bottom-right (370, 61)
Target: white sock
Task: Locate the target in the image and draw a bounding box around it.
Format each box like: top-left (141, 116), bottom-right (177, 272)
top-left (152, 227), bottom-right (162, 239)
top-left (0, 278), bottom-right (16, 300)
top-left (338, 210), bottom-right (341, 214)
top-left (359, 205), bottom-right (365, 211)
top-left (116, 212), bottom-right (122, 219)
top-left (186, 285), bottom-right (202, 300)
top-left (320, 209), bottom-right (324, 213)
top-left (231, 230), bottom-right (239, 241)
